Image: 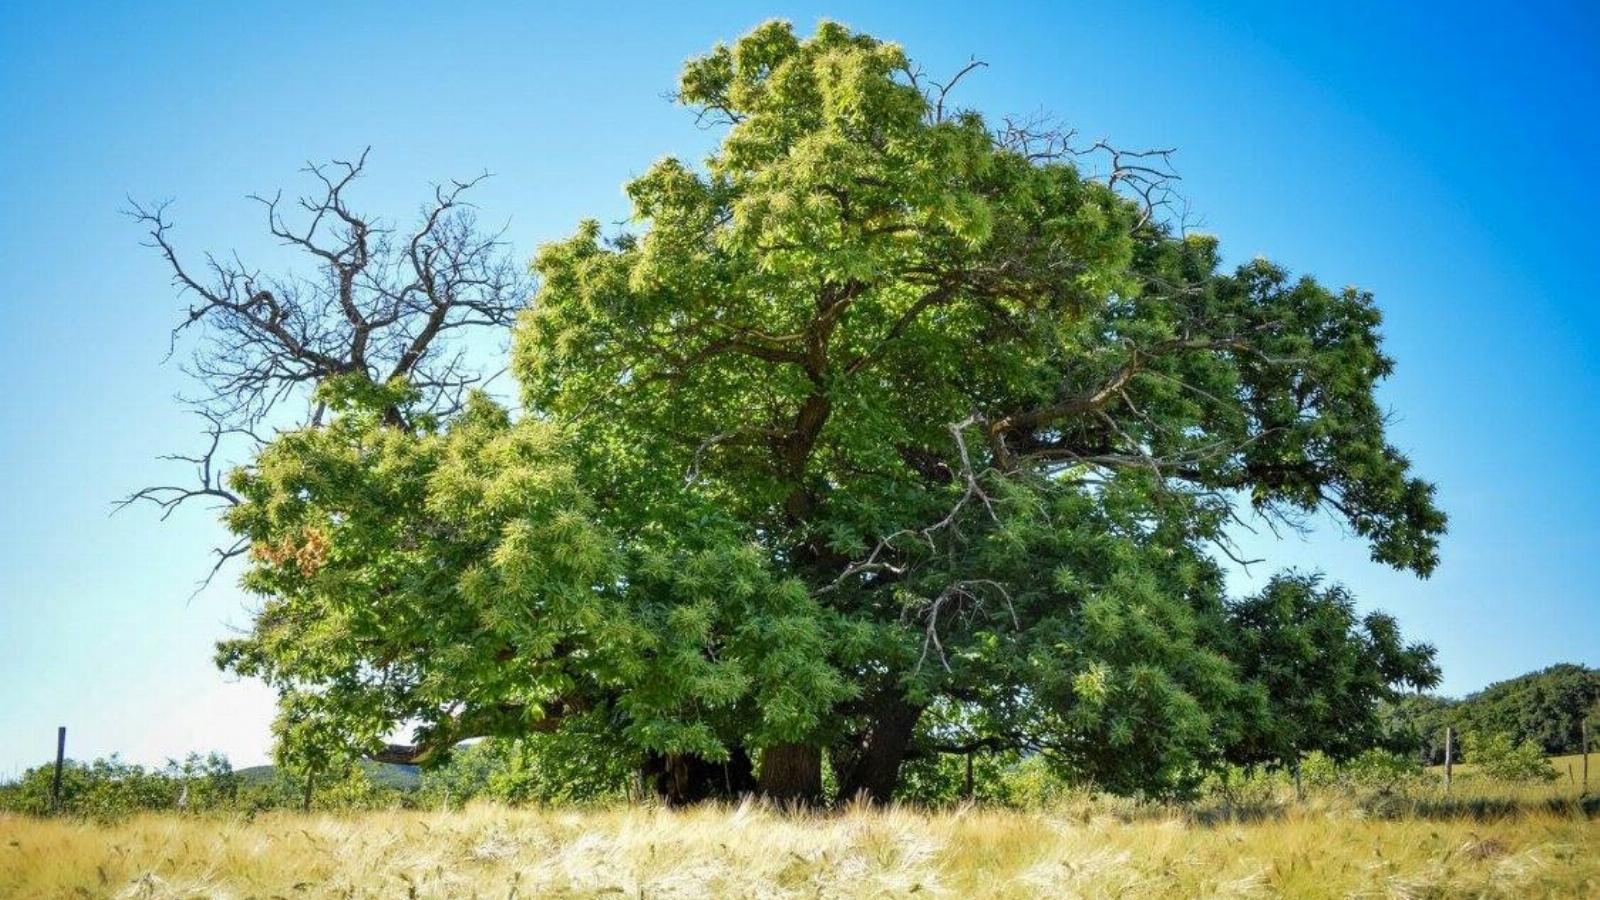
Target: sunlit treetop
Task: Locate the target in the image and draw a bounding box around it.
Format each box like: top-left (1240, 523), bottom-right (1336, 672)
top-left (516, 19), bottom-right (1442, 577)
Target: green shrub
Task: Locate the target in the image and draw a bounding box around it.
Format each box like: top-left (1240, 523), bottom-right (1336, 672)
top-left (895, 750), bottom-right (1018, 806)
top-left (1342, 749), bottom-right (1423, 790)
top-left (1464, 732), bottom-right (1558, 783)
top-left (419, 734), bottom-right (631, 807)
top-left (0, 755), bottom-right (229, 820)
top-left (0, 753), bottom-right (415, 819)
top-left (995, 756), bottom-right (1083, 809)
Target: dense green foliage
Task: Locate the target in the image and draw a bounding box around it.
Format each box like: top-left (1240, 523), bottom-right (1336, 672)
top-left (1380, 693), bottom-right (1456, 764)
top-left (193, 21), bottom-right (1445, 802)
top-left (1225, 574), bottom-right (1440, 770)
top-left (1385, 664), bottom-right (1599, 764)
top-left (0, 744), bottom-right (1461, 821)
top-left (1453, 665), bottom-right (1599, 757)
top-left (0, 755), bottom-right (423, 819)
top-left (1463, 732), bottom-right (1561, 783)
top-left (0, 755), bottom-right (238, 819)
top-left (416, 736), bottom-right (633, 806)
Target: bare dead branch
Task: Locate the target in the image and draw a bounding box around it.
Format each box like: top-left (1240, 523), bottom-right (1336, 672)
top-left (124, 151), bottom-right (532, 582)
top-left (995, 114), bottom-right (1184, 227)
top-left (928, 58), bottom-right (988, 123)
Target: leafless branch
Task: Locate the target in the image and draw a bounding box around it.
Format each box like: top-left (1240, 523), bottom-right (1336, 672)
top-left (927, 58), bottom-right (988, 123)
top-left (123, 150), bottom-right (532, 582)
top-left (114, 408), bottom-right (248, 520)
top-left (996, 113), bottom-right (1183, 227)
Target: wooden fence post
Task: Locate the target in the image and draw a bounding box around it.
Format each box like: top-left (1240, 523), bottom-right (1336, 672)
top-left (1583, 720), bottom-right (1590, 792)
top-left (1442, 726), bottom-right (1453, 794)
top-left (49, 727), bottom-right (66, 814)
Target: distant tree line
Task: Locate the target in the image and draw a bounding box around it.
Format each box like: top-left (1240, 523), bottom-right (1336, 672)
top-left (1385, 663), bottom-right (1599, 764)
top-left (0, 755), bottom-right (241, 819)
top-left (0, 753), bottom-right (423, 819)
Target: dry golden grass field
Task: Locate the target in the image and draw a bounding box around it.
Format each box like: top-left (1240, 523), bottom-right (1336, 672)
top-left (3, 785), bottom-right (1597, 899)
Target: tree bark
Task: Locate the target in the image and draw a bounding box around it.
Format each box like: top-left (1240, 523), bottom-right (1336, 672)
top-left (833, 693), bottom-right (925, 803)
top-left (758, 742), bottom-right (823, 803)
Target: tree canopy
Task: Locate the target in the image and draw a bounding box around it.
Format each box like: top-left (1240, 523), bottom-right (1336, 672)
top-left (146, 20), bottom-right (1445, 803)
top-left (1225, 574), bottom-right (1440, 773)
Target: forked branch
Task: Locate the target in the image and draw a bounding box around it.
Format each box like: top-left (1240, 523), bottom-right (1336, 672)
top-left (121, 151), bottom-right (531, 586)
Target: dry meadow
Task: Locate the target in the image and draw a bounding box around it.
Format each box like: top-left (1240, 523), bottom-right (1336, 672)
top-left (3, 786), bottom-right (1597, 899)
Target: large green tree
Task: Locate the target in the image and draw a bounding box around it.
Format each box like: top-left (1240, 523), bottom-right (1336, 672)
top-left (153, 21), bottom-right (1445, 803)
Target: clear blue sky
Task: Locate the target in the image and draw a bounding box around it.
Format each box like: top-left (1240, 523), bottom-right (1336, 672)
top-left (1, 1), bottom-right (1596, 776)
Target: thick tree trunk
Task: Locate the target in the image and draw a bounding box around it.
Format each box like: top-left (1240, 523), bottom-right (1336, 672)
top-left (641, 747), bottom-right (757, 806)
top-left (758, 742), bottom-right (823, 803)
top-left (833, 694), bottom-right (925, 803)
